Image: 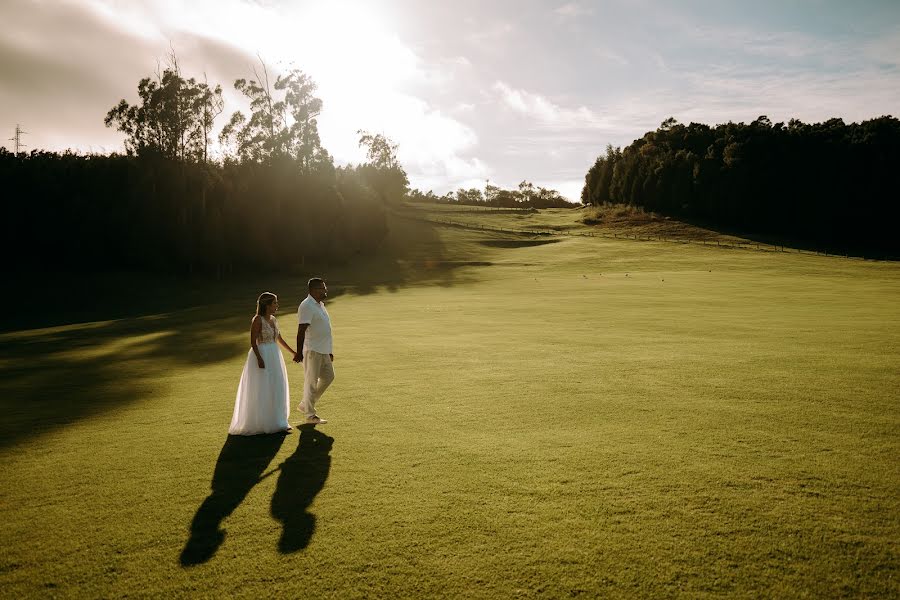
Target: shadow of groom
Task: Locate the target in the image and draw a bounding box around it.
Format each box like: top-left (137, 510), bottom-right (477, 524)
top-left (179, 433), bottom-right (286, 566)
top-left (271, 425), bottom-right (334, 553)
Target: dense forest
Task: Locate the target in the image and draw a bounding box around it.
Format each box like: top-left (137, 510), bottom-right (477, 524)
top-left (2, 57), bottom-right (406, 275)
top-left (409, 181), bottom-right (572, 209)
top-left (581, 116), bottom-right (900, 255)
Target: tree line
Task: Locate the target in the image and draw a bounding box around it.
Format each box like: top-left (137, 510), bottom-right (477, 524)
top-left (3, 54), bottom-right (408, 275)
top-left (409, 180), bottom-right (572, 209)
top-left (581, 116), bottom-right (900, 255)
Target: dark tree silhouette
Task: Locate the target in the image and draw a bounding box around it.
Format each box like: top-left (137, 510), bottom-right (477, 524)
top-left (105, 52), bottom-right (223, 163)
top-left (219, 60), bottom-right (332, 172)
top-left (409, 180), bottom-right (571, 209)
top-left (3, 60), bottom-right (393, 276)
top-left (581, 116), bottom-right (900, 255)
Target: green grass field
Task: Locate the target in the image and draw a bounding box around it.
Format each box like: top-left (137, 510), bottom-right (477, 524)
top-left (1, 205), bottom-right (898, 598)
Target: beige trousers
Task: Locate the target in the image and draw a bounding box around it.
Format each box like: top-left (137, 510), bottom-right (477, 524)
top-left (300, 350), bottom-right (335, 418)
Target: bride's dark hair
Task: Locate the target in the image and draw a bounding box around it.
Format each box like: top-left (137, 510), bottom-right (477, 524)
top-left (256, 292), bottom-right (277, 316)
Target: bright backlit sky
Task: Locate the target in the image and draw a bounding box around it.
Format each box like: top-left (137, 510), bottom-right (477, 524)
top-left (2, 0), bottom-right (899, 201)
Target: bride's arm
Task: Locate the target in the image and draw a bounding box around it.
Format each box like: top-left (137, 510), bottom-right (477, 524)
top-left (250, 316), bottom-right (265, 368)
top-left (277, 333), bottom-right (297, 357)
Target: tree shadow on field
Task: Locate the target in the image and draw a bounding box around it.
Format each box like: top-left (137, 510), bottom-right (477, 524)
top-left (180, 433), bottom-right (286, 566)
top-left (271, 425), bottom-right (333, 553)
top-left (332, 210), bottom-right (483, 296)
top-left (0, 211), bottom-right (498, 448)
top-left (0, 307), bottom-right (252, 449)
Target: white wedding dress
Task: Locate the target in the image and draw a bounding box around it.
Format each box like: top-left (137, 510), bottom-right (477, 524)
top-left (229, 316), bottom-right (291, 435)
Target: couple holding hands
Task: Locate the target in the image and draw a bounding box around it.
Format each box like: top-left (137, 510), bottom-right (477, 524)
top-left (228, 278), bottom-right (335, 435)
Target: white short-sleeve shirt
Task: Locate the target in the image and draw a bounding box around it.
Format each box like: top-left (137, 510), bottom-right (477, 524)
top-left (298, 295), bottom-right (333, 354)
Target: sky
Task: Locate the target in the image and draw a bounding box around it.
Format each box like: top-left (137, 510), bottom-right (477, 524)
top-left (2, 0), bottom-right (899, 201)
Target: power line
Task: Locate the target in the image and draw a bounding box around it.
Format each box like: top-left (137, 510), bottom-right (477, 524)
top-left (8, 124), bottom-right (27, 155)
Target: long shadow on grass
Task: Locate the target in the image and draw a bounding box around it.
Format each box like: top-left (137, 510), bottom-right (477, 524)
top-left (335, 210), bottom-right (482, 296)
top-left (0, 211), bottom-right (502, 449)
top-left (180, 433), bottom-right (287, 566)
top-left (0, 308), bottom-right (250, 450)
top-left (271, 425), bottom-right (333, 553)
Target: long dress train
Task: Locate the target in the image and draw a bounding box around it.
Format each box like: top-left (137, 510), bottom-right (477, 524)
top-left (229, 316), bottom-right (291, 435)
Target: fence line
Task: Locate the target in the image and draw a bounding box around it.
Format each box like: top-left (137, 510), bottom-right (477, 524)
top-left (395, 211), bottom-right (872, 260)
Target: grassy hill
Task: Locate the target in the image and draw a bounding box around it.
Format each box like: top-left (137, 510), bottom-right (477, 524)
top-left (401, 201), bottom-right (871, 256)
top-left (1, 204), bottom-right (898, 598)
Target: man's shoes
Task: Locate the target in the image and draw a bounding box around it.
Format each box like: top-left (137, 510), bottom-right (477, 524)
top-left (305, 415), bottom-right (327, 425)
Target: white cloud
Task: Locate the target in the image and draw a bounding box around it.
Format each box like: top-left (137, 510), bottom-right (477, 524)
top-left (554, 3), bottom-right (593, 19)
top-left (412, 155), bottom-right (491, 195)
top-left (492, 81), bottom-right (609, 128)
top-left (594, 47), bottom-right (630, 67)
top-left (464, 20), bottom-right (515, 52)
top-left (319, 90), bottom-right (484, 178)
top-left (541, 179), bottom-right (584, 203)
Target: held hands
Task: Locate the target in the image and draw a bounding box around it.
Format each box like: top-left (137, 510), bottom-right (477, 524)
top-left (287, 351), bottom-right (333, 363)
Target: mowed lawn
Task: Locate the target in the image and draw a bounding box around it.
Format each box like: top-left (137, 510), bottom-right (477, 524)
top-left (1, 212), bottom-right (898, 598)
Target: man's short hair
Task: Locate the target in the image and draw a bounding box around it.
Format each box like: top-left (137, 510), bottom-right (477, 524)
top-left (308, 277), bottom-right (325, 291)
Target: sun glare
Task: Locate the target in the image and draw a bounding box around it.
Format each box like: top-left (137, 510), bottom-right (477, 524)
top-left (258, 2), bottom-right (418, 96)
top-left (304, 4), bottom-right (416, 87)
top-left (228, 2), bottom-right (421, 162)
top-left (167, 0), bottom-right (470, 180)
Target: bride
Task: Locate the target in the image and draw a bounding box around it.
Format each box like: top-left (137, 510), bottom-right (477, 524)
top-left (229, 292), bottom-right (297, 435)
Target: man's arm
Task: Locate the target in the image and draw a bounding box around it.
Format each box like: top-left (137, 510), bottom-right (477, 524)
top-left (294, 323), bottom-right (309, 363)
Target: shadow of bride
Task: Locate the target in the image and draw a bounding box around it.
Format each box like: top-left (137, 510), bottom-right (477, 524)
top-left (271, 425), bottom-right (334, 553)
top-left (180, 433), bottom-right (286, 566)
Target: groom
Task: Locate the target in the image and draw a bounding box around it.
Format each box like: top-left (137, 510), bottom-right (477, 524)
top-left (294, 278), bottom-right (335, 425)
